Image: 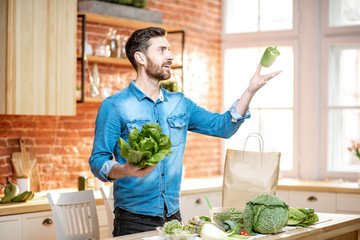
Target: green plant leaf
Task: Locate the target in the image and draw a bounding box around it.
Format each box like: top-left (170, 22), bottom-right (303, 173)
top-left (118, 123), bottom-right (172, 168)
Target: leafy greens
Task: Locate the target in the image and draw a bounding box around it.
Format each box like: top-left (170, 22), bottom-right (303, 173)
top-left (287, 207), bottom-right (319, 227)
top-left (244, 193), bottom-right (289, 234)
top-left (118, 123), bottom-right (172, 168)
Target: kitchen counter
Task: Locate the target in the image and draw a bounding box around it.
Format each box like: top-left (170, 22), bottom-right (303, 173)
top-left (0, 188), bottom-right (105, 216)
top-left (1, 177), bottom-right (359, 216)
top-left (101, 213), bottom-right (360, 240)
top-left (181, 176), bottom-right (360, 194)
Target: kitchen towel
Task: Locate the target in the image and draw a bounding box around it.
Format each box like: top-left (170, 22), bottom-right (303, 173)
top-left (222, 133), bottom-right (281, 207)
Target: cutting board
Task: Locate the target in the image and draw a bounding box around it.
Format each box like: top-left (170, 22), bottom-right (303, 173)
top-left (11, 138), bottom-right (41, 192)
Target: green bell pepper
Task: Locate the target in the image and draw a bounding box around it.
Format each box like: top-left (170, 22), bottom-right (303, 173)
top-left (260, 46), bottom-right (280, 67)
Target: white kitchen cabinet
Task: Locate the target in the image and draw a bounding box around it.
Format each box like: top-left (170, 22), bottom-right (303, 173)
top-left (0, 204), bottom-right (109, 240)
top-left (336, 193), bottom-right (360, 214)
top-left (277, 189), bottom-right (339, 213)
top-left (0, 214), bottom-right (22, 240)
top-left (275, 189), bottom-right (289, 203)
top-left (180, 190), bottom-right (222, 222)
top-left (97, 204), bottom-right (112, 238)
top-left (22, 211), bottom-right (56, 240)
top-left (288, 190), bottom-right (336, 213)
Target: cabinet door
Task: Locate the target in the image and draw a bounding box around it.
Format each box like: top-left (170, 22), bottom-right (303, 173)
top-left (0, 0), bottom-right (77, 115)
top-left (288, 190), bottom-right (336, 213)
top-left (22, 211), bottom-right (56, 240)
top-left (275, 189), bottom-right (289, 203)
top-left (180, 191), bottom-right (222, 222)
top-left (336, 193), bottom-right (360, 214)
top-left (0, 214), bottom-right (22, 240)
top-left (97, 204), bottom-right (112, 238)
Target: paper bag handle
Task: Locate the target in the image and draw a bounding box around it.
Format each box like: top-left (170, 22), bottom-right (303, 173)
top-left (243, 132), bottom-right (264, 152)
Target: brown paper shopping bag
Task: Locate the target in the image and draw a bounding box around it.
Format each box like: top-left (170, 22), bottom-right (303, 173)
top-left (222, 133), bottom-right (281, 207)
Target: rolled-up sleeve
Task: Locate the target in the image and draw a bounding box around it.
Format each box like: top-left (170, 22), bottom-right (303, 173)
top-left (99, 161), bottom-right (120, 182)
top-left (229, 99), bottom-right (251, 122)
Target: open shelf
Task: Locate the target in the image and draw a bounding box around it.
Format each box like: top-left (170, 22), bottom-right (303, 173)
top-left (77, 12), bottom-right (185, 103)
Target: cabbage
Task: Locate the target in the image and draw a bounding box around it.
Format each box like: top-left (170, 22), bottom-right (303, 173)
top-left (118, 123), bottom-right (172, 168)
top-left (244, 193), bottom-right (289, 234)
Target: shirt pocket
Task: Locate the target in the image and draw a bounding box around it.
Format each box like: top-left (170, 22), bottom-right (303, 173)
top-left (167, 113), bottom-right (187, 146)
top-left (125, 119), bottom-right (150, 134)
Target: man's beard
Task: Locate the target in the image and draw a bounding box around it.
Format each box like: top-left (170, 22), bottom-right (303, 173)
top-left (145, 56), bottom-right (171, 81)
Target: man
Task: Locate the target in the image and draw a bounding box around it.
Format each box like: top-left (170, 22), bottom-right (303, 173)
top-left (89, 27), bottom-right (281, 236)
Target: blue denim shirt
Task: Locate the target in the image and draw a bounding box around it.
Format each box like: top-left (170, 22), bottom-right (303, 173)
top-left (89, 80), bottom-right (250, 217)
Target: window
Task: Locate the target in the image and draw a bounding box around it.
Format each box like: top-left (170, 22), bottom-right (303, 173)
top-left (328, 0), bottom-right (360, 27)
top-left (222, 0), bottom-right (360, 180)
top-left (222, 0), bottom-right (296, 174)
top-left (322, 0), bottom-right (360, 177)
top-left (223, 47), bottom-right (294, 171)
top-left (224, 0), bottom-right (293, 34)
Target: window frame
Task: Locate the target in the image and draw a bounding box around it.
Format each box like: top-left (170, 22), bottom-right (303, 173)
top-left (220, 0), bottom-right (300, 178)
top-left (221, 0), bottom-right (360, 181)
top-left (320, 34), bottom-right (360, 180)
top-left (322, 0), bottom-right (360, 36)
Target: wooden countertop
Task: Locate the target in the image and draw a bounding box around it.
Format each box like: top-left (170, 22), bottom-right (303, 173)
top-left (101, 213), bottom-right (360, 240)
top-left (277, 178), bottom-right (360, 194)
top-left (181, 177), bottom-right (360, 195)
top-left (1, 178), bottom-right (359, 217)
top-left (0, 189), bottom-right (104, 216)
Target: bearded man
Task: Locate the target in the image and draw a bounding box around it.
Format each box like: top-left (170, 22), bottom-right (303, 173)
top-left (89, 27), bottom-right (281, 237)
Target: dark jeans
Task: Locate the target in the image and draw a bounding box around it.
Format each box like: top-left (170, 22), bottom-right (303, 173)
top-left (113, 207), bottom-right (182, 237)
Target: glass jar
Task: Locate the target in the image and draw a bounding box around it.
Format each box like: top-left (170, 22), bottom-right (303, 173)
top-left (78, 175), bottom-right (88, 191)
top-left (107, 28), bottom-right (118, 58)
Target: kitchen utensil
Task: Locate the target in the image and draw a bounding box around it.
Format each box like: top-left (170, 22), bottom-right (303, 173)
top-left (11, 138), bottom-right (41, 192)
top-left (16, 177), bottom-right (30, 193)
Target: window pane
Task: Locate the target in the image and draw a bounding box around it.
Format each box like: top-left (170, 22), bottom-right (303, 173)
top-left (327, 109), bottom-right (360, 171)
top-left (224, 0), bottom-right (258, 34)
top-left (224, 0), bottom-right (293, 33)
top-left (328, 46), bottom-right (360, 106)
top-left (329, 0), bottom-right (360, 27)
top-left (259, 0), bottom-right (293, 31)
top-left (224, 109), bottom-right (293, 171)
top-left (223, 46), bottom-right (294, 108)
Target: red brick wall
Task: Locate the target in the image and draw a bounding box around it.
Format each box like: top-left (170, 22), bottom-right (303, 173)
top-left (0, 0), bottom-right (222, 192)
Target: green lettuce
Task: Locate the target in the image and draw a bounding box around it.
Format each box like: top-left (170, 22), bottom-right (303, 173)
top-left (244, 193), bottom-right (289, 234)
top-left (118, 123), bottom-right (172, 168)
top-left (287, 207), bottom-right (319, 227)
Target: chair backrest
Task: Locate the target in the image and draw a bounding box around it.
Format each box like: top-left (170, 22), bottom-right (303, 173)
top-left (47, 190), bottom-right (100, 240)
top-left (99, 186), bottom-right (114, 237)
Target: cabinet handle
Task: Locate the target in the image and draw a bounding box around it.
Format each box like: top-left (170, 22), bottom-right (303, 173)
top-left (42, 218), bottom-right (53, 225)
top-left (195, 198), bottom-right (202, 204)
top-left (307, 196), bottom-right (317, 202)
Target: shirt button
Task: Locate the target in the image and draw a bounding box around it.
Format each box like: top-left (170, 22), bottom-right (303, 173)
top-left (161, 173), bottom-right (164, 176)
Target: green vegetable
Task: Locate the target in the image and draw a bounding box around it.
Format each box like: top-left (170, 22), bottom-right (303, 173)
top-left (244, 193), bottom-right (289, 234)
top-left (163, 220), bottom-right (183, 235)
top-left (118, 123), bottom-right (172, 168)
top-left (212, 208), bottom-right (244, 232)
top-left (201, 223), bottom-right (249, 240)
top-left (199, 216), bottom-right (212, 222)
top-left (260, 46), bottom-right (280, 67)
top-left (183, 216), bottom-right (209, 235)
top-left (287, 207), bottom-right (319, 227)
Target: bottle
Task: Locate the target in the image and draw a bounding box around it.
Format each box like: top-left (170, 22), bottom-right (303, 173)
top-left (120, 36), bottom-right (128, 59)
top-left (107, 28), bottom-right (118, 58)
top-left (78, 173), bottom-right (88, 191)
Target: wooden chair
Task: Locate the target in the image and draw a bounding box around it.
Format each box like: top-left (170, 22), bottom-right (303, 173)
top-left (47, 190), bottom-right (100, 240)
top-left (100, 186), bottom-right (114, 237)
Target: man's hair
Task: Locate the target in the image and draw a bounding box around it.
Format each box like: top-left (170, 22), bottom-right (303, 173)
top-left (125, 27), bottom-right (167, 71)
